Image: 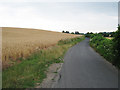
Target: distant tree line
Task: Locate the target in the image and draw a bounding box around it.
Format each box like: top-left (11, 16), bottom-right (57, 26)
top-left (98, 32), bottom-right (115, 37)
top-left (62, 30), bottom-right (115, 37)
top-left (62, 30), bottom-right (84, 35)
top-left (85, 32), bottom-right (93, 37)
top-left (85, 32), bottom-right (115, 38)
top-left (62, 30), bottom-right (70, 33)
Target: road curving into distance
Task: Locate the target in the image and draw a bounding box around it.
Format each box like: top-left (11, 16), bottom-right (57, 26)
top-left (54, 38), bottom-right (118, 88)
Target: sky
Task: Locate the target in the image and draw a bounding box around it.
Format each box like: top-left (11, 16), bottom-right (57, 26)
top-left (0, 0), bottom-right (118, 33)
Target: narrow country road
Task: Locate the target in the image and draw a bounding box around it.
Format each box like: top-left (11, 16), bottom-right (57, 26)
top-left (55, 38), bottom-right (118, 88)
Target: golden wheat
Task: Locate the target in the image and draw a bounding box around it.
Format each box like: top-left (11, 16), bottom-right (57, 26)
top-left (2, 27), bottom-right (81, 67)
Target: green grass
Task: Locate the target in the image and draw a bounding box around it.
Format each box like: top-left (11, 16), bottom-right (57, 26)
top-left (2, 36), bottom-right (84, 88)
top-left (0, 72), bottom-right (2, 89)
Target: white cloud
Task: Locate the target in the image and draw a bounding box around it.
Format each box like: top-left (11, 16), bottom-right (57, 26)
top-left (0, 2), bottom-right (118, 33)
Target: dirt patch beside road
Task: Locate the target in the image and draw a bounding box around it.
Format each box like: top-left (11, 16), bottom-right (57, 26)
top-left (35, 62), bottom-right (63, 88)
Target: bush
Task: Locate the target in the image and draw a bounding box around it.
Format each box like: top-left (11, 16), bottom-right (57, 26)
top-left (90, 34), bottom-right (114, 63)
top-left (112, 26), bottom-right (120, 68)
top-left (90, 30), bottom-right (120, 68)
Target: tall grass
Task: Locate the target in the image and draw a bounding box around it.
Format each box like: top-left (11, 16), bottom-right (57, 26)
top-left (2, 36), bottom-right (84, 88)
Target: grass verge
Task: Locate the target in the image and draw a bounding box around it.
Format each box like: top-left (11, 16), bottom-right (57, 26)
top-left (2, 36), bottom-right (84, 88)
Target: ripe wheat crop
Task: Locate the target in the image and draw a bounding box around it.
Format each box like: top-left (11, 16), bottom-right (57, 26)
top-left (2, 27), bottom-right (80, 68)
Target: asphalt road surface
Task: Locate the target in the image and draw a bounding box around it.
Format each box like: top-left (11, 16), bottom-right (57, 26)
top-left (55, 38), bottom-right (118, 88)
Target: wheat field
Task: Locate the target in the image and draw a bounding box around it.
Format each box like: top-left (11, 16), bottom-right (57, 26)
top-left (2, 27), bottom-right (80, 68)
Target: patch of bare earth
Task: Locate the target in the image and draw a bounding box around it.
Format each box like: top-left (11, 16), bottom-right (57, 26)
top-left (35, 62), bottom-right (63, 88)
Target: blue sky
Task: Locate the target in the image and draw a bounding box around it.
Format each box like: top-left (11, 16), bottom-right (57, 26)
top-left (0, 1), bottom-right (118, 33)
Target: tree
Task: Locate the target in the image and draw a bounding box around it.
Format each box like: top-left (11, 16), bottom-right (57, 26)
top-left (90, 32), bottom-right (93, 34)
top-left (85, 32), bottom-right (93, 37)
top-left (71, 32), bottom-right (74, 34)
top-left (62, 30), bottom-right (65, 33)
top-left (66, 31), bottom-right (69, 33)
top-left (112, 26), bottom-right (120, 68)
top-left (75, 31), bottom-right (79, 34)
top-left (110, 32), bottom-right (115, 37)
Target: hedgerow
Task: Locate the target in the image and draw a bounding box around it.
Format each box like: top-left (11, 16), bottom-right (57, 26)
top-left (90, 34), bottom-right (114, 63)
top-left (90, 27), bottom-right (120, 69)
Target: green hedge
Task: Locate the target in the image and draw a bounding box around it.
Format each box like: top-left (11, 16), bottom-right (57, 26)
top-left (90, 32), bottom-right (120, 69)
top-left (90, 34), bottom-right (115, 64)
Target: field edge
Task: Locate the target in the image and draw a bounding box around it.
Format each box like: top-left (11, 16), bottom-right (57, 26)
top-left (2, 36), bottom-right (85, 88)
